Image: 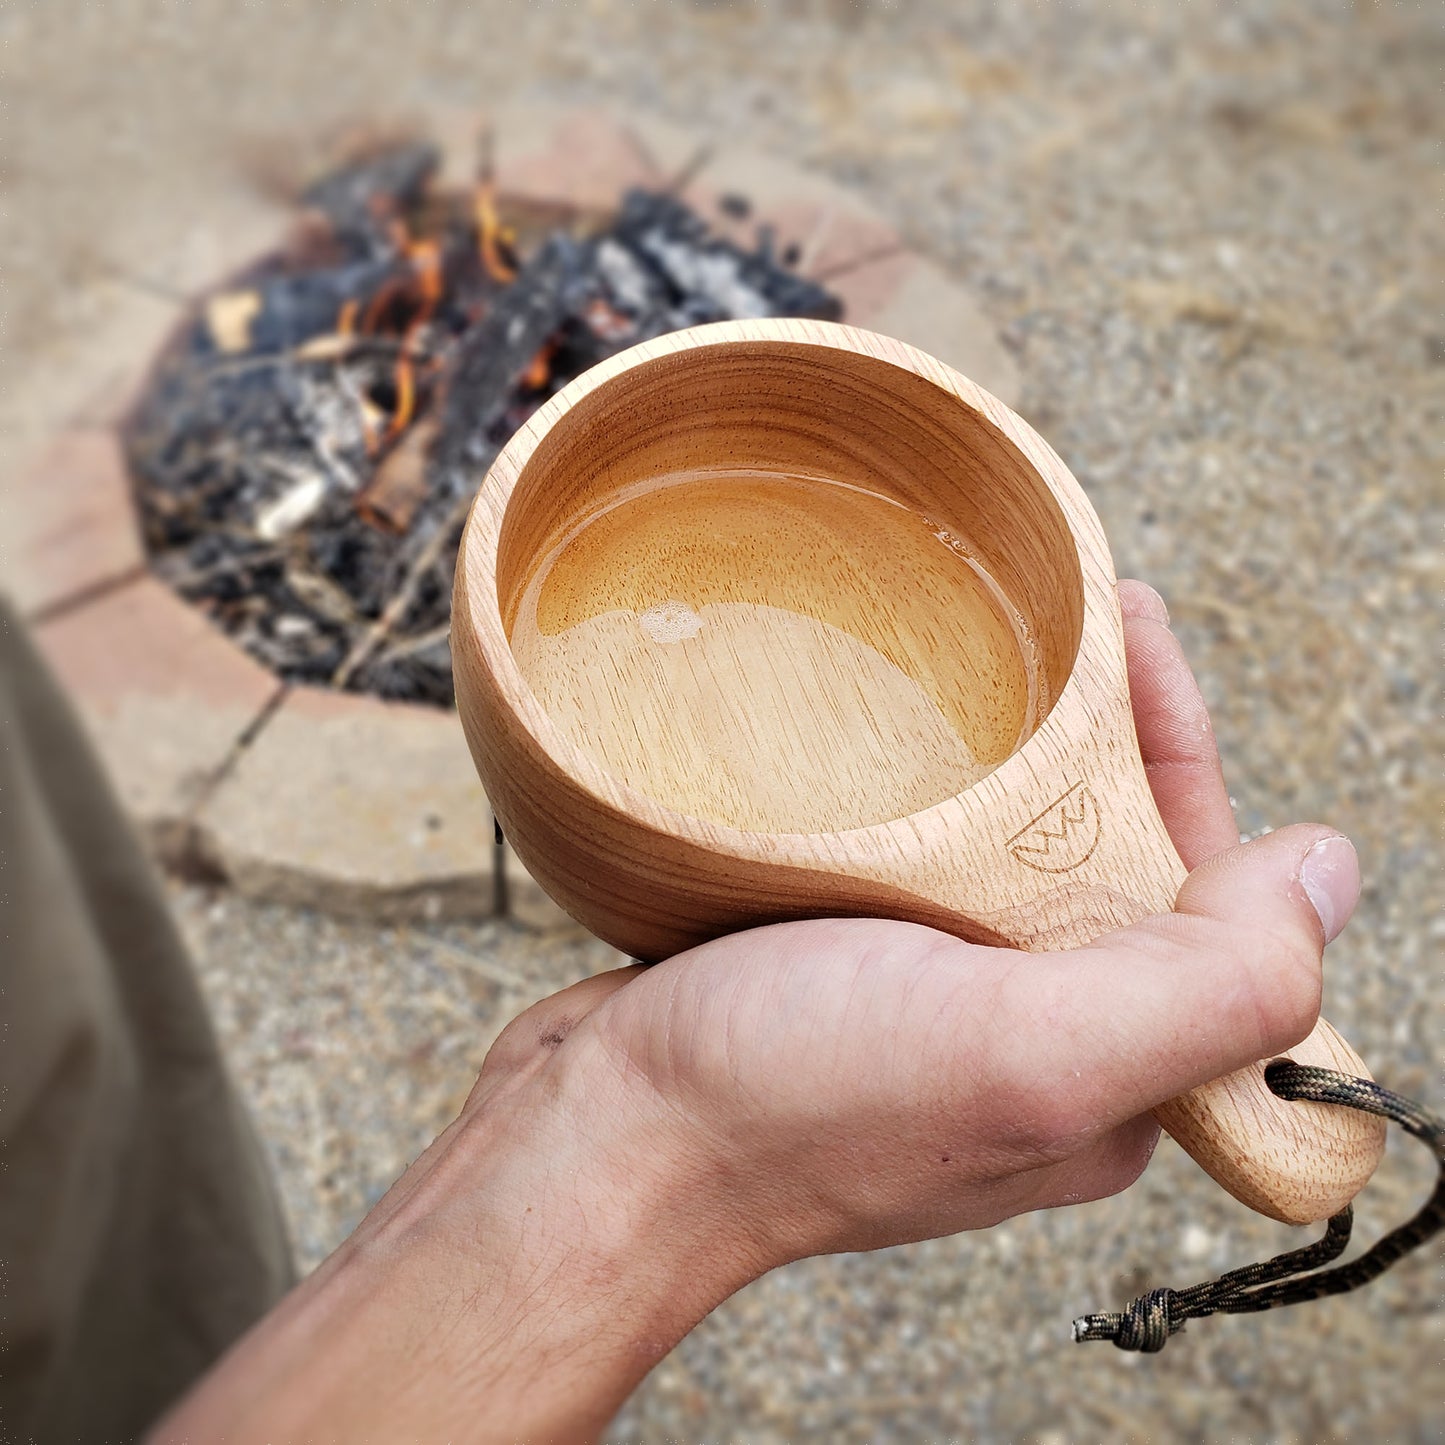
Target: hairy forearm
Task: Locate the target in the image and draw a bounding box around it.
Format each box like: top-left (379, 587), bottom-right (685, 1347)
top-left (152, 1036), bottom-right (763, 1444)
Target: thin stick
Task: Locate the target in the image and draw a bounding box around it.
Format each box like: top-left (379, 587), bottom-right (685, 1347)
top-left (372, 620), bottom-right (452, 665)
top-left (331, 489), bottom-right (473, 687)
top-left (662, 142), bottom-right (714, 197)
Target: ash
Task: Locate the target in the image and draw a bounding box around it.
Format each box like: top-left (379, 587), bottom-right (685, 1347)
top-left (125, 139), bottom-right (841, 706)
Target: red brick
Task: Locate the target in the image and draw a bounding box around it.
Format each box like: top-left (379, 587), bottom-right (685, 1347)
top-left (196, 687), bottom-right (496, 921)
top-left (64, 364), bottom-right (155, 432)
top-left (4, 430), bottom-right (145, 616)
top-left (37, 286), bottom-right (182, 434)
top-left (488, 108), bottom-right (904, 287)
top-left (833, 251), bottom-right (1022, 408)
top-left (136, 192), bottom-right (291, 300)
top-left (674, 145), bottom-right (903, 282)
top-left (35, 576), bottom-right (281, 847)
top-left (492, 106), bottom-right (666, 216)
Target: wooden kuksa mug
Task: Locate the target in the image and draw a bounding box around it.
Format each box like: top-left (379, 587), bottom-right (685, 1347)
top-left (452, 318), bottom-right (1385, 1226)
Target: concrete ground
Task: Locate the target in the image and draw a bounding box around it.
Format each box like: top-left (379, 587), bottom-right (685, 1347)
top-left (5, 2), bottom-right (1442, 1441)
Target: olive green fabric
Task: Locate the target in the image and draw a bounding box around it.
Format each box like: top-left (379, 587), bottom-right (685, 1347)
top-left (0, 598), bottom-right (294, 1442)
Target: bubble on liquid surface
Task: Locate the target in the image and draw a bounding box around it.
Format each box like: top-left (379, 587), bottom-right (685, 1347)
top-left (638, 600), bottom-right (703, 644)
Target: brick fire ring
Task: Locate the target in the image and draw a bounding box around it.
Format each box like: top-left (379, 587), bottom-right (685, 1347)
top-left (17, 107), bottom-right (1021, 930)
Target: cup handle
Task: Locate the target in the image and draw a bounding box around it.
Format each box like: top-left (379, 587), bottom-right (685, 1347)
top-left (982, 775), bottom-right (1387, 1225)
top-left (1153, 1018), bottom-right (1386, 1223)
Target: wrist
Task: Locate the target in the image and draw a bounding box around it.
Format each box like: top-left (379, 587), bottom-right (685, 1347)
top-left (390, 1032), bottom-right (772, 1430)
top-left (156, 1029), bottom-right (772, 1444)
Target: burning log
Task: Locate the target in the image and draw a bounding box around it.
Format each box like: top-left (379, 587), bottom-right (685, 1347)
top-left (428, 234), bottom-right (589, 483)
top-left (354, 416), bottom-right (437, 534)
top-left (301, 140), bottom-right (441, 262)
top-left (125, 133), bottom-right (844, 707)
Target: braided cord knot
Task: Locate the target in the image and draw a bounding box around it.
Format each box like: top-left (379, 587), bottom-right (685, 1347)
top-left (1072, 1063), bottom-right (1443, 1353)
top-left (1072, 1287), bottom-right (1179, 1353)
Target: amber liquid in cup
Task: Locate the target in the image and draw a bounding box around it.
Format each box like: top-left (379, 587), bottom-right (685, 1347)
top-left (509, 468), bottom-right (1045, 833)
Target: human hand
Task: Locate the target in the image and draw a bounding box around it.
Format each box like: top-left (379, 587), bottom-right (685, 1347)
top-left (479, 580), bottom-right (1359, 1263)
top-left (156, 580), bottom-right (1360, 1445)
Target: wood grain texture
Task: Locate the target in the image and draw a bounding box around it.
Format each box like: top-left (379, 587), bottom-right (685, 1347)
top-left (452, 318), bottom-right (1384, 1225)
top-left (509, 470), bottom-right (1038, 832)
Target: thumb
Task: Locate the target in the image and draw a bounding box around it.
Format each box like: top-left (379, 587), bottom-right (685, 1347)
top-left (1173, 824), bottom-right (1359, 949)
top-left (1003, 824), bottom-right (1359, 1134)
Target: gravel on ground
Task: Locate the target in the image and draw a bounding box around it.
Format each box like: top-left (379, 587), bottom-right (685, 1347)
top-left (7, 3), bottom-right (1441, 1440)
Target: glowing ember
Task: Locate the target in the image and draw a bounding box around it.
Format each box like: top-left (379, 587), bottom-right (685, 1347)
top-left (124, 134), bottom-right (842, 705)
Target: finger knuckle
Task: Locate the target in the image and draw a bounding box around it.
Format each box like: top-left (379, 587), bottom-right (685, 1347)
top-left (1253, 928), bottom-right (1323, 1051)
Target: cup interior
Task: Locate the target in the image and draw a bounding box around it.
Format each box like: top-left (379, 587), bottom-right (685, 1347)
top-left (494, 337), bottom-right (1085, 828)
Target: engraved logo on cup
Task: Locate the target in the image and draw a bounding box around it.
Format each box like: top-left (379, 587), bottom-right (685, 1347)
top-left (1007, 782), bottom-right (1101, 874)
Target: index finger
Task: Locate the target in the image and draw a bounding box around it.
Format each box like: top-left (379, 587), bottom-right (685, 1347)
top-left (1119, 580), bottom-right (1239, 869)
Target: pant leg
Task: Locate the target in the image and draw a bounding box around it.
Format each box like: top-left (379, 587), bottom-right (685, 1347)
top-left (0, 597), bottom-right (294, 1442)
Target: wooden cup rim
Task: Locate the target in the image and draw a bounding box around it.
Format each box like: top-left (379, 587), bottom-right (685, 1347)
top-left (453, 318), bottom-right (1123, 858)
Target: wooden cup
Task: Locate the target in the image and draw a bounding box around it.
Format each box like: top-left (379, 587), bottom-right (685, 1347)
top-left (453, 319), bottom-right (1385, 1225)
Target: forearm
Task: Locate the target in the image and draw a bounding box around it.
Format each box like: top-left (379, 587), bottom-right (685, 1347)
top-left (152, 1038), bottom-right (764, 1444)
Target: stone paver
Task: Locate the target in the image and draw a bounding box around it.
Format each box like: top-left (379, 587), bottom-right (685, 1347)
top-left (836, 250), bottom-right (1022, 406)
top-left (6, 7), bottom-right (1440, 1442)
top-left (483, 106), bottom-right (1021, 404)
top-left (137, 189), bottom-right (293, 301)
top-left (34, 575), bottom-right (282, 859)
top-left (670, 138), bottom-right (903, 278)
top-left (2, 429), bottom-right (146, 617)
top-left (8, 102), bottom-right (1020, 922)
top-left (197, 686), bottom-right (495, 920)
top-left (489, 103), bottom-right (668, 214)
top-left (648, 125), bottom-right (1022, 403)
top-left (65, 363), bottom-right (159, 433)
top-left (1, 281), bottom-right (181, 463)
top-left (495, 827), bottom-right (591, 935)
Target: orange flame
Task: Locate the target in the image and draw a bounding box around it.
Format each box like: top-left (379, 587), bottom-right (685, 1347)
top-left (387, 355), bottom-right (417, 443)
top-left (521, 339), bottom-right (557, 391)
top-left (407, 237), bottom-right (444, 311)
top-left (475, 180), bottom-right (518, 284)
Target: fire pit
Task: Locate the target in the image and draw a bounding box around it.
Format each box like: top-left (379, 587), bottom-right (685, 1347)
top-left (126, 135), bottom-right (843, 707)
top-left (22, 108), bottom-right (1020, 923)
